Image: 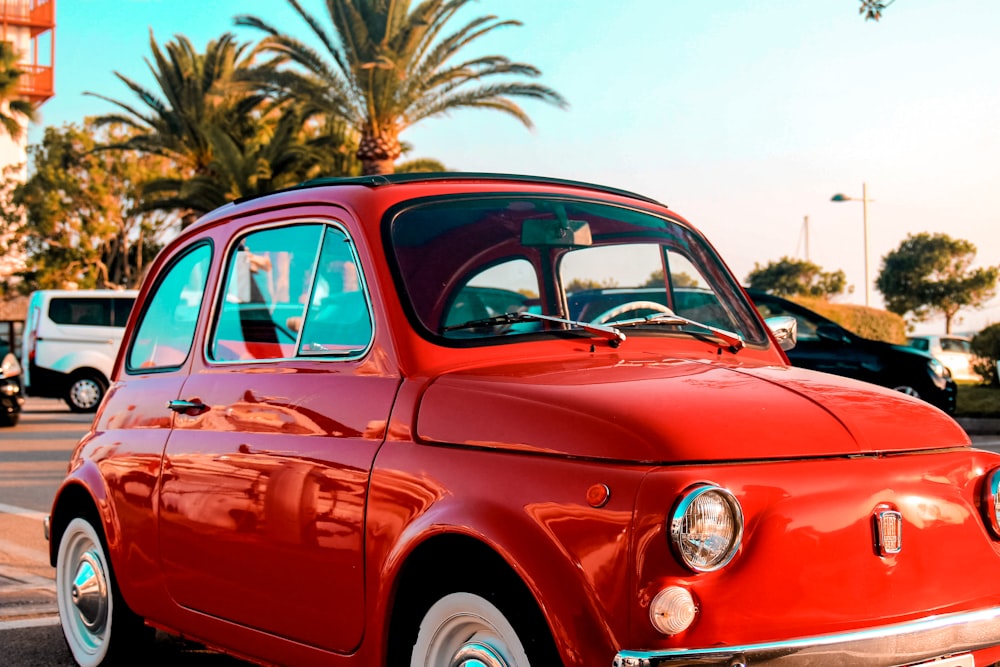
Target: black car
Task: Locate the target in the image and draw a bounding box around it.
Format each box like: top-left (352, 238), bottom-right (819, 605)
top-left (747, 290), bottom-right (956, 414)
top-left (0, 341), bottom-right (24, 426)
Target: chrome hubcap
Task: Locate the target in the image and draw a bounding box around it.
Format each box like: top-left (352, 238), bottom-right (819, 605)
top-left (451, 641), bottom-right (510, 667)
top-left (71, 380), bottom-right (101, 409)
top-left (71, 551), bottom-right (108, 633)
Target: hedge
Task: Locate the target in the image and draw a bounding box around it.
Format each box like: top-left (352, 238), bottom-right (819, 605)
top-left (789, 297), bottom-right (908, 344)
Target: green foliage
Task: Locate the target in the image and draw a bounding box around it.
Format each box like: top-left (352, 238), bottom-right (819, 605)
top-left (237, 0), bottom-right (566, 174)
top-left (793, 296), bottom-right (907, 344)
top-left (643, 269), bottom-right (698, 288)
top-left (746, 256), bottom-right (848, 298)
top-left (957, 384), bottom-right (1000, 416)
top-left (565, 277), bottom-right (618, 292)
top-left (859, 0), bottom-right (896, 21)
top-left (876, 232), bottom-right (999, 334)
top-left (8, 122), bottom-right (173, 291)
top-left (972, 324), bottom-right (1000, 386)
top-left (0, 40), bottom-right (35, 140)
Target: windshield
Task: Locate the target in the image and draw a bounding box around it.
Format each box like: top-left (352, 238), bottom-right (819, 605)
top-left (387, 195), bottom-right (767, 346)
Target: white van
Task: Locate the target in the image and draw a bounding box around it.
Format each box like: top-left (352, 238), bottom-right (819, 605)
top-left (21, 289), bottom-right (138, 412)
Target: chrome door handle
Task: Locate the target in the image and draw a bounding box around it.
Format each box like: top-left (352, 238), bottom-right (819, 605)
top-left (166, 399), bottom-right (208, 415)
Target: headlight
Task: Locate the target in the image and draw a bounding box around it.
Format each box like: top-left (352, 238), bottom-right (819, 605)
top-left (669, 484), bottom-right (743, 572)
top-left (927, 358), bottom-right (948, 389)
top-left (983, 468), bottom-right (1000, 540)
top-left (0, 352), bottom-right (19, 379)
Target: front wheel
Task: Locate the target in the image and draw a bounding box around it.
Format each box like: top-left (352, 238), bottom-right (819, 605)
top-left (410, 591), bottom-right (534, 667)
top-left (65, 372), bottom-right (107, 413)
top-left (56, 517), bottom-right (152, 666)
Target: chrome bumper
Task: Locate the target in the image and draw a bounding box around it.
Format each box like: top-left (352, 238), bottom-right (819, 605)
top-left (613, 606), bottom-right (1000, 666)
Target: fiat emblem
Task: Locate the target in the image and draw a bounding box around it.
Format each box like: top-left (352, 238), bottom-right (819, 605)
top-left (874, 508), bottom-right (903, 556)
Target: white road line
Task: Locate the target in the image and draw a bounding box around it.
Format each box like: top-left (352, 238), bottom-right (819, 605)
top-left (0, 503), bottom-right (47, 521)
top-left (0, 615), bottom-right (60, 630)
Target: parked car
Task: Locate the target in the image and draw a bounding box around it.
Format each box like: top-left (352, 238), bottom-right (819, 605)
top-left (0, 340), bottom-right (23, 426)
top-left (748, 290), bottom-right (957, 414)
top-left (908, 334), bottom-right (980, 382)
top-left (49, 173), bottom-right (1000, 667)
top-left (21, 289), bottom-right (137, 412)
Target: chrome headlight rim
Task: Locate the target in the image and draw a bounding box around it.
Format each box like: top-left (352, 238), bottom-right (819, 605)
top-left (983, 468), bottom-right (1000, 540)
top-left (669, 484), bottom-right (744, 573)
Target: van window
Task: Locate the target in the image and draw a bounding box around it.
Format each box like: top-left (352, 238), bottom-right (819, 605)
top-left (48, 297), bottom-right (135, 327)
top-left (128, 244), bottom-right (211, 371)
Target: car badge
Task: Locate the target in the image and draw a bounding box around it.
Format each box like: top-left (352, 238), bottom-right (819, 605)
top-left (874, 508), bottom-right (902, 556)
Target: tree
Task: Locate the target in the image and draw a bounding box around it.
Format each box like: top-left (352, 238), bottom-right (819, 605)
top-left (236, 0), bottom-right (567, 174)
top-left (876, 232), bottom-right (999, 333)
top-left (0, 40), bottom-right (35, 140)
top-left (88, 32), bottom-right (260, 176)
top-left (859, 0), bottom-right (895, 21)
top-left (10, 122), bottom-right (175, 291)
top-left (745, 257), bottom-right (848, 298)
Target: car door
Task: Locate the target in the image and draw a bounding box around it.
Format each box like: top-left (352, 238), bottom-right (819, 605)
top-left (99, 243), bottom-right (213, 598)
top-left (156, 219), bottom-right (400, 653)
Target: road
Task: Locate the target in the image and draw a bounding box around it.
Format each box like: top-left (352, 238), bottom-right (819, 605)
top-left (2, 398), bottom-right (999, 666)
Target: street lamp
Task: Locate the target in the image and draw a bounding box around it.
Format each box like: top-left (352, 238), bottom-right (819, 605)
top-left (830, 183), bottom-right (872, 307)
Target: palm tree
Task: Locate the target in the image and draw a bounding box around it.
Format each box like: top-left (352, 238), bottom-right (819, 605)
top-left (236, 0), bottom-right (567, 175)
top-left (0, 41), bottom-right (35, 141)
top-left (87, 31), bottom-right (262, 176)
top-left (141, 104), bottom-right (333, 214)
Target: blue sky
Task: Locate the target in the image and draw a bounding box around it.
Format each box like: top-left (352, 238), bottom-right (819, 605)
top-left (33, 0), bottom-right (1000, 333)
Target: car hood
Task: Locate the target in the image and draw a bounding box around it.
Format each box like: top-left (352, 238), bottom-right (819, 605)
top-left (415, 356), bottom-right (968, 462)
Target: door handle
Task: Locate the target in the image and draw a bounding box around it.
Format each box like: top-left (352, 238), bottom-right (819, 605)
top-left (167, 399), bottom-right (209, 415)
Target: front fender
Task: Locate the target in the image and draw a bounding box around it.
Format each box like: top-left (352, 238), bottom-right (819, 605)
top-left (367, 440), bottom-right (646, 666)
top-left (48, 456), bottom-right (113, 565)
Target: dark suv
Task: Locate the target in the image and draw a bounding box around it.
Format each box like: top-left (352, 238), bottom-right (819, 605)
top-left (748, 290), bottom-right (956, 413)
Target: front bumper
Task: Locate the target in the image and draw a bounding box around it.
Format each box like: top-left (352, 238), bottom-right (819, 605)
top-left (613, 605), bottom-right (1000, 666)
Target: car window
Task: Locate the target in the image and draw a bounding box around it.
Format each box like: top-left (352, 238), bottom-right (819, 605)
top-left (212, 225), bottom-right (319, 361)
top-left (908, 337), bottom-right (930, 352)
top-left (128, 244), bottom-right (211, 371)
top-left (388, 196), bottom-right (766, 345)
top-left (940, 338), bottom-right (971, 354)
top-left (210, 223), bottom-right (373, 361)
top-left (443, 259), bottom-right (541, 334)
top-left (561, 245), bottom-right (738, 331)
top-left (297, 226), bottom-right (373, 356)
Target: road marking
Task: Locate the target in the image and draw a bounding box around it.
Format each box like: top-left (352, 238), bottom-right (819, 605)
top-left (0, 503), bottom-right (47, 521)
top-left (0, 614), bottom-right (60, 630)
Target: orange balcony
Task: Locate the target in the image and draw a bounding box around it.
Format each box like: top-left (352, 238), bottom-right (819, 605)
top-left (0, 0), bottom-right (55, 36)
top-left (18, 62), bottom-right (51, 101)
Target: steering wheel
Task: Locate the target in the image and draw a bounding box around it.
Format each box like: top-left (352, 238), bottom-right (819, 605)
top-left (591, 300), bottom-right (672, 324)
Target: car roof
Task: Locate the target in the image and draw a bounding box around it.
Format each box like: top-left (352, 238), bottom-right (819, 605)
top-left (241, 172), bottom-right (667, 208)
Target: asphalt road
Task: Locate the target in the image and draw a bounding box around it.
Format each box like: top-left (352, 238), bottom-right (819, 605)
top-left (2, 397), bottom-right (999, 666)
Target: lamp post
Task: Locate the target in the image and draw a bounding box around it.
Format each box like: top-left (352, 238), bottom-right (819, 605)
top-left (831, 183), bottom-right (872, 307)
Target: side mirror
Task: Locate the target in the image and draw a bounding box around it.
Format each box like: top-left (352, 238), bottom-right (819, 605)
top-left (765, 316), bottom-right (797, 351)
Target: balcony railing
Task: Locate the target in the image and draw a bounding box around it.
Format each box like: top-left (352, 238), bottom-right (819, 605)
top-left (0, 0), bottom-right (55, 32)
top-left (17, 62), bottom-right (52, 101)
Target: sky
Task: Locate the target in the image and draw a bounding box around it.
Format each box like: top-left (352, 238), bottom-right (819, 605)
top-left (29, 0), bottom-right (1000, 335)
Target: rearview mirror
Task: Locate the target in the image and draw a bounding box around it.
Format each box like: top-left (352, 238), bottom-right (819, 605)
top-left (521, 217), bottom-right (592, 248)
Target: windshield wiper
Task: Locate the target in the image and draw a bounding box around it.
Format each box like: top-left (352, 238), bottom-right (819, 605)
top-left (443, 311), bottom-right (626, 347)
top-left (612, 309), bottom-right (745, 353)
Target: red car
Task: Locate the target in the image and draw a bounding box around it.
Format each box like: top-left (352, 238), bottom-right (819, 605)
top-left (48, 174), bottom-right (1000, 667)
